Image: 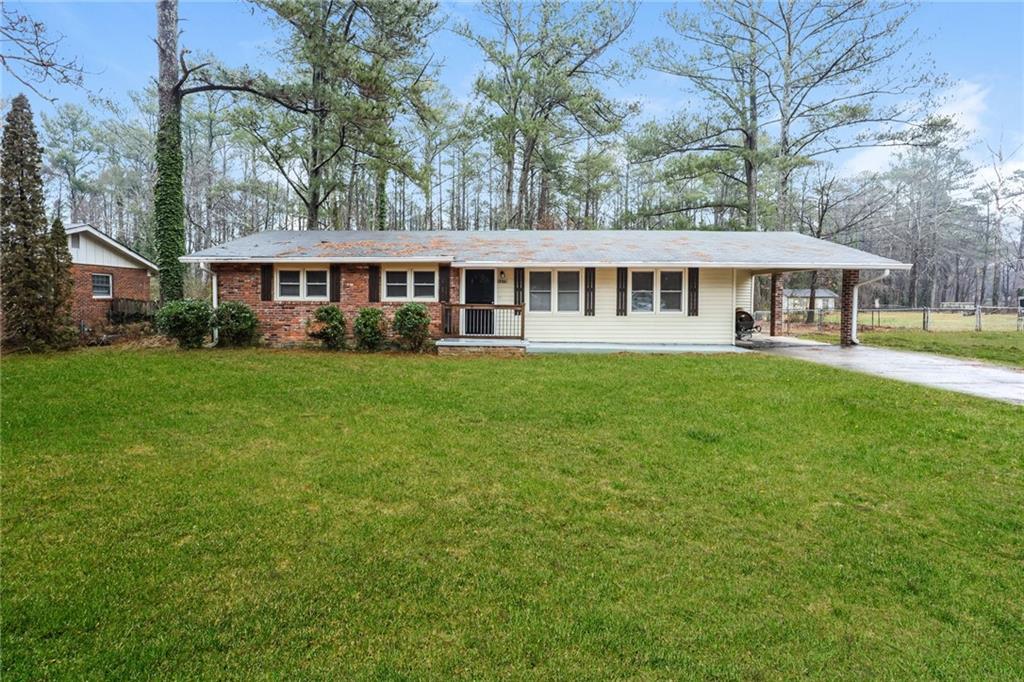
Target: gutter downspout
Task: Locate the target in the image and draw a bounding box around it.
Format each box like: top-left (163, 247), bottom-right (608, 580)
top-left (198, 261), bottom-right (218, 346)
top-left (851, 269), bottom-right (889, 345)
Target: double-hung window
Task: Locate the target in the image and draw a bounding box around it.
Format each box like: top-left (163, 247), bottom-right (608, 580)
top-left (631, 271), bottom-right (654, 312)
top-left (277, 269), bottom-right (328, 300)
top-left (529, 271), bottom-right (552, 312)
top-left (659, 271), bottom-right (684, 312)
top-left (413, 271), bottom-right (436, 299)
top-left (385, 270), bottom-right (408, 298)
top-left (557, 271), bottom-right (580, 312)
top-left (384, 269), bottom-right (437, 300)
top-left (91, 273), bottom-right (112, 299)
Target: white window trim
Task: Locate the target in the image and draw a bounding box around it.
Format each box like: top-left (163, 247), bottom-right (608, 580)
top-left (91, 272), bottom-right (113, 300)
top-left (628, 268), bottom-right (687, 315)
top-left (383, 267), bottom-right (438, 302)
top-left (275, 266), bottom-right (329, 302)
top-left (526, 270), bottom-right (554, 314)
top-left (555, 269), bottom-right (583, 315)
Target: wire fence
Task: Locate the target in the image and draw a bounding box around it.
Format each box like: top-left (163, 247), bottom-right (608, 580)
top-left (756, 306), bottom-right (1024, 335)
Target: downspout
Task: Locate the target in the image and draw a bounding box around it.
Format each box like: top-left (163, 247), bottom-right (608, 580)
top-left (851, 269), bottom-right (889, 345)
top-left (199, 261), bottom-right (218, 346)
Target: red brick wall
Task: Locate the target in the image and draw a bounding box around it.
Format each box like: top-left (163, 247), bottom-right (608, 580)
top-left (71, 264), bottom-right (151, 328)
top-left (840, 269), bottom-right (859, 346)
top-left (769, 273), bottom-right (783, 336)
top-left (213, 263), bottom-right (459, 346)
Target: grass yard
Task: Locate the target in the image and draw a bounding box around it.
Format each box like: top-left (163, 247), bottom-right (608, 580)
top-left (798, 329), bottom-right (1024, 368)
top-left (798, 309), bottom-right (1021, 333)
top-left (3, 348), bottom-right (1023, 679)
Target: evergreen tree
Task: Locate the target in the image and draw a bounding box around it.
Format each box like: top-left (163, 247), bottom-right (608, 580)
top-left (1, 95), bottom-right (52, 349)
top-left (46, 215), bottom-right (75, 339)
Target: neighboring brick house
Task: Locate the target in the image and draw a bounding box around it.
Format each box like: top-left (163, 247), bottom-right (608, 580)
top-left (66, 224), bottom-right (158, 329)
top-left (183, 230), bottom-right (909, 349)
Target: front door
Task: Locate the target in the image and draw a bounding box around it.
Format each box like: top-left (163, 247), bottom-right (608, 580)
top-left (464, 269), bottom-right (495, 335)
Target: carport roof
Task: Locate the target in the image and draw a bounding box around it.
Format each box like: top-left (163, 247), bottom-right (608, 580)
top-left (182, 229), bottom-right (910, 270)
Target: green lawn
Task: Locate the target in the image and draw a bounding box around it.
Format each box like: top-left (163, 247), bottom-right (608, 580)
top-left (799, 329), bottom-right (1024, 368)
top-left (3, 349), bottom-right (1023, 679)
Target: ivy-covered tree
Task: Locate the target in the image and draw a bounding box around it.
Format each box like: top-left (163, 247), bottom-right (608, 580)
top-left (0, 94), bottom-right (72, 349)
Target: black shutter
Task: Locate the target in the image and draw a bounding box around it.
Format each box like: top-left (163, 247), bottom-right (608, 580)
top-left (260, 264), bottom-right (273, 301)
top-left (329, 264), bottom-right (342, 302)
top-left (438, 265), bottom-right (451, 303)
top-left (368, 264), bottom-right (380, 302)
top-left (687, 268), bottom-right (699, 316)
top-left (513, 268), bottom-right (525, 305)
top-left (584, 267), bottom-right (596, 316)
top-left (616, 267), bottom-right (628, 316)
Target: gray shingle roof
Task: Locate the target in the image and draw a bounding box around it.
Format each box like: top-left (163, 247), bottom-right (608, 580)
top-left (182, 229), bottom-right (909, 270)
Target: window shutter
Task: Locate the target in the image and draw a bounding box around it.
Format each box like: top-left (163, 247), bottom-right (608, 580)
top-left (584, 267), bottom-right (596, 316)
top-left (260, 264), bottom-right (273, 301)
top-left (514, 268), bottom-right (525, 305)
top-left (687, 268), bottom-right (699, 316)
top-left (368, 264), bottom-right (380, 302)
top-left (616, 267), bottom-right (628, 316)
top-left (329, 264), bottom-right (342, 302)
top-left (438, 265), bottom-right (451, 303)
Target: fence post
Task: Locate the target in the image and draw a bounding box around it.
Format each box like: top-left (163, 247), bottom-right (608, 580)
top-left (922, 307), bottom-right (929, 331)
top-left (975, 305), bottom-right (982, 332)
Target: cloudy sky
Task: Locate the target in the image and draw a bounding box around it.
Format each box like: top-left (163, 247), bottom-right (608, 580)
top-left (10, 1), bottom-right (1024, 179)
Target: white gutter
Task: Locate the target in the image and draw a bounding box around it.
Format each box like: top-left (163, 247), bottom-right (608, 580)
top-left (198, 261), bottom-right (218, 346)
top-left (851, 269), bottom-right (890, 345)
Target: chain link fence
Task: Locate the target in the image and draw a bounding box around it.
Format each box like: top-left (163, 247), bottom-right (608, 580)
top-left (756, 305), bottom-right (1024, 335)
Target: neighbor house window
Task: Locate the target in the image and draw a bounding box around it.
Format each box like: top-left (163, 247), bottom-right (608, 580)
top-left (660, 271), bottom-right (683, 312)
top-left (413, 271), bottom-right (436, 298)
top-left (631, 271), bottom-right (654, 312)
top-left (557, 271), bottom-right (580, 312)
top-left (91, 273), bottom-right (112, 299)
top-left (70, 234), bottom-right (80, 249)
top-left (385, 270), bottom-right (408, 298)
top-left (277, 268), bottom-right (328, 300)
top-left (529, 271), bottom-right (552, 311)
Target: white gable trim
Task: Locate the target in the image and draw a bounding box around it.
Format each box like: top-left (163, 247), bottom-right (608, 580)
top-left (66, 224), bottom-right (159, 272)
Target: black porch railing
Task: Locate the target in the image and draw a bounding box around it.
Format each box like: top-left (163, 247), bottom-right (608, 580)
top-left (441, 303), bottom-right (524, 339)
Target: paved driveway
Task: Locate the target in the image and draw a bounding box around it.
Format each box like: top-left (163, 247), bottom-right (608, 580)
top-left (760, 343), bottom-right (1024, 405)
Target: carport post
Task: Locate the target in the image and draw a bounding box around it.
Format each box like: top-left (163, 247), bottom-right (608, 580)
top-left (769, 273), bottom-right (782, 336)
top-left (840, 269), bottom-right (859, 346)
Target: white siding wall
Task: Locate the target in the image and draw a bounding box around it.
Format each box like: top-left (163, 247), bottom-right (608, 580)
top-left (734, 270), bottom-right (754, 311)
top-left (69, 232), bottom-right (140, 269)
top-left (488, 267), bottom-right (735, 345)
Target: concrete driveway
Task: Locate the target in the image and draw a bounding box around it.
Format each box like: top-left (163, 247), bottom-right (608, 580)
top-left (760, 342), bottom-right (1024, 405)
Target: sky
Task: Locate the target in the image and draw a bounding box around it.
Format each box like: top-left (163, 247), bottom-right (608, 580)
top-left (5, 0), bottom-right (1024, 179)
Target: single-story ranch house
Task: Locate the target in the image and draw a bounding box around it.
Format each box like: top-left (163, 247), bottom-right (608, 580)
top-left (67, 223), bottom-right (159, 329)
top-left (783, 288), bottom-right (838, 311)
top-left (182, 230), bottom-right (909, 351)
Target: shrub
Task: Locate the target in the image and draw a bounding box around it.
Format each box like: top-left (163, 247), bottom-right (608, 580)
top-left (353, 307), bottom-right (387, 351)
top-left (308, 305), bottom-right (347, 350)
top-left (392, 302), bottom-right (431, 351)
top-left (155, 299), bottom-right (213, 349)
top-left (214, 301), bottom-right (260, 347)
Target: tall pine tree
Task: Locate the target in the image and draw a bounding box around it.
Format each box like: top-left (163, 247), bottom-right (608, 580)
top-left (1, 95), bottom-right (75, 349)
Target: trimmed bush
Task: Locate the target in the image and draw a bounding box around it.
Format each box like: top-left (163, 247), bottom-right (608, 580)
top-left (308, 305), bottom-right (347, 350)
top-left (155, 299), bottom-right (213, 349)
top-left (214, 301), bottom-right (260, 347)
top-left (353, 307), bottom-right (387, 351)
top-left (392, 302), bottom-right (431, 351)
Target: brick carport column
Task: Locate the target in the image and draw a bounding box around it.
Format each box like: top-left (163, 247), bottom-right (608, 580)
top-left (840, 269), bottom-right (860, 346)
top-left (769, 273), bottom-right (783, 336)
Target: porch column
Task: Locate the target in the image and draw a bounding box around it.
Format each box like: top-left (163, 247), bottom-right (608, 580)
top-left (769, 273), bottom-right (783, 336)
top-left (840, 269), bottom-right (859, 346)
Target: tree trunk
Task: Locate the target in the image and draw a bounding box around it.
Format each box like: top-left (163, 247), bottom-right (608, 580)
top-left (154, 0), bottom-right (185, 302)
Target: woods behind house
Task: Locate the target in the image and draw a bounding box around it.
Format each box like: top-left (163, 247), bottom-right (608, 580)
top-left (9, 0), bottom-right (1024, 307)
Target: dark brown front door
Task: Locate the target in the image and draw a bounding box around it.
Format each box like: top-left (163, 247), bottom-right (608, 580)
top-left (464, 269), bottom-right (494, 335)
